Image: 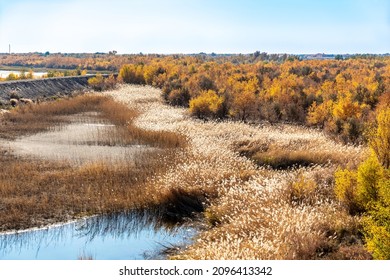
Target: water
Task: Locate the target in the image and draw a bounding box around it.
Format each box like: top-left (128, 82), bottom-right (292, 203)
top-left (0, 212), bottom-right (197, 260)
top-left (0, 112), bottom-right (154, 165)
top-left (0, 70), bottom-right (47, 78)
top-left (0, 112), bottom-right (197, 260)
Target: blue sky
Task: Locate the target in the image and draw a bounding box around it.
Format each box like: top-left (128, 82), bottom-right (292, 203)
top-left (0, 0), bottom-right (389, 54)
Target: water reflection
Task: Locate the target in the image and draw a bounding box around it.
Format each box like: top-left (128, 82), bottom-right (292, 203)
top-left (0, 212), bottom-right (196, 260)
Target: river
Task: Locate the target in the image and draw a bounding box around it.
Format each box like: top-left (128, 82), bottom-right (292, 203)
top-left (0, 212), bottom-right (196, 260)
top-left (0, 70), bottom-right (47, 79)
top-left (0, 112), bottom-right (197, 259)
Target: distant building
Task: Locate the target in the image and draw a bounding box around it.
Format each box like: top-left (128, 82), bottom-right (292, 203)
top-left (304, 53), bottom-right (335, 60)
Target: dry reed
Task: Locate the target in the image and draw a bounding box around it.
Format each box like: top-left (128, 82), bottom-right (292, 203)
top-left (0, 85), bottom-right (371, 259)
top-left (105, 85), bottom-right (370, 260)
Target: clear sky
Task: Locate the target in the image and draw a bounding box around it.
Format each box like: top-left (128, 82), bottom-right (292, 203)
top-left (0, 0), bottom-right (389, 54)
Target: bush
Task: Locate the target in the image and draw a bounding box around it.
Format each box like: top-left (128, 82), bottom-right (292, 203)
top-left (103, 74), bottom-right (117, 90)
top-left (370, 107), bottom-right (390, 168)
top-left (6, 73), bottom-right (18, 81)
top-left (288, 173), bottom-right (317, 205)
top-left (358, 107), bottom-right (390, 259)
top-left (335, 151), bottom-right (389, 258)
top-left (189, 90), bottom-right (224, 119)
top-left (119, 64), bottom-right (145, 84)
top-left (88, 74), bottom-right (117, 91)
top-left (88, 74), bottom-right (104, 91)
top-left (334, 168), bottom-right (362, 214)
top-left (363, 178), bottom-right (390, 259)
top-left (166, 88), bottom-right (191, 107)
top-left (357, 154), bottom-right (384, 208)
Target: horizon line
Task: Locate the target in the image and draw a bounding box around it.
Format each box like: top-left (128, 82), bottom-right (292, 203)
top-left (1, 51), bottom-right (390, 56)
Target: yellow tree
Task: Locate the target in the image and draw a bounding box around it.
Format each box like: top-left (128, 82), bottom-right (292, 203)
top-left (332, 92), bottom-right (362, 121)
top-left (370, 107), bottom-right (390, 168)
top-left (143, 64), bottom-right (159, 85)
top-left (230, 76), bottom-right (258, 121)
top-left (119, 64), bottom-right (145, 84)
top-left (189, 90), bottom-right (224, 119)
top-left (306, 100), bottom-right (334, 128)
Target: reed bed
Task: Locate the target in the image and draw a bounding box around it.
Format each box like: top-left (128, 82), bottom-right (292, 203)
top-left (106, 85), bottom-right (370, 259)
top-left (0, 85), bottom-right (370, 259)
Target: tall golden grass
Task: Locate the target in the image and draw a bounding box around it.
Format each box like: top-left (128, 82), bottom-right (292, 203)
top-left (234, 138), bottom-right (363, 169)
top-left (0, 85), bottom-right (372, 259)
top-left (103, 85), bottom-right (371, 260)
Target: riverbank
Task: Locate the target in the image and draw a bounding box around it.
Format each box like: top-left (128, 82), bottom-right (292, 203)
top-left (0, 76), bottom-right (94, 105)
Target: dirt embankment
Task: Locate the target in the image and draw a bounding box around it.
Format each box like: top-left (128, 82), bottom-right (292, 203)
top-left (0, 76), bottom-right (98, 105)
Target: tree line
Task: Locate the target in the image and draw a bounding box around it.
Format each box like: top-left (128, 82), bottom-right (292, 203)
top-left (117, 56), bottom-right (389, 144)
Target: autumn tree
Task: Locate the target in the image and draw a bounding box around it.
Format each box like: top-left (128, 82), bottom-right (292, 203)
top-left (189, 90), bottom-right (225, 119)
top-left (6, 73), bottom-right (18, 81)
top-left (369, 107), bottom-right (390, 168)
top-left (306, 100), bottom-right (334, 128)
top-left (229, 76), bottom-right (259, 121)
top-left (88, 74), bottom-right (117, 91)
top-left (119, 64), bottom-right (145, 84)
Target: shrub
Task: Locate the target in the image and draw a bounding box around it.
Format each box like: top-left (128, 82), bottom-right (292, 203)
top-left (363, 178), bottom-right (390, 259)
top-left (334, 168), bottom-right (362, 214)
top-left (189, 90), bottom-right (224, 119)
top-left (306, 100), bottom-right (333, 128)
top-left (356, 154), bottom-right (384, 208)
top-left (364, 219), bottom-right (390, 260)
top-left (88, 74), bottom-right (105, 91)
top-left (88, 74), bottom-right (117, 91)
top-left (288, 173), bottom-right (317, 205)
top-left (358, 107), bottom-right (390, 259)
top-left (6, 73), bottom-right (18, 81)
top-left (335, 148), bottom-right (389, 258)
top-left (103, 74), bottom-right (117, 90)
top-left (119, 64), bottom-right (145, 84)
top-left (166, 88), bottom-right (191, 107)
top-left (370, 107), bottom-right (390, 168)
top-left (143, 65), bottom-right (159, 85)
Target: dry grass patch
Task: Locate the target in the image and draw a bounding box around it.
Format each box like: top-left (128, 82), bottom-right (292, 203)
top-left (103, 85), bottom-right (371, 260)
top-left (0, 94), bottom-right (186, 148)
top-left (0, 94), bottom-right (189, 231)
top-left (234, 138), bottom-right (363, 169)
top-left (0, 146), bottom-right (180, 231)
top-left (175, 170), bottom-right (369, 260)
